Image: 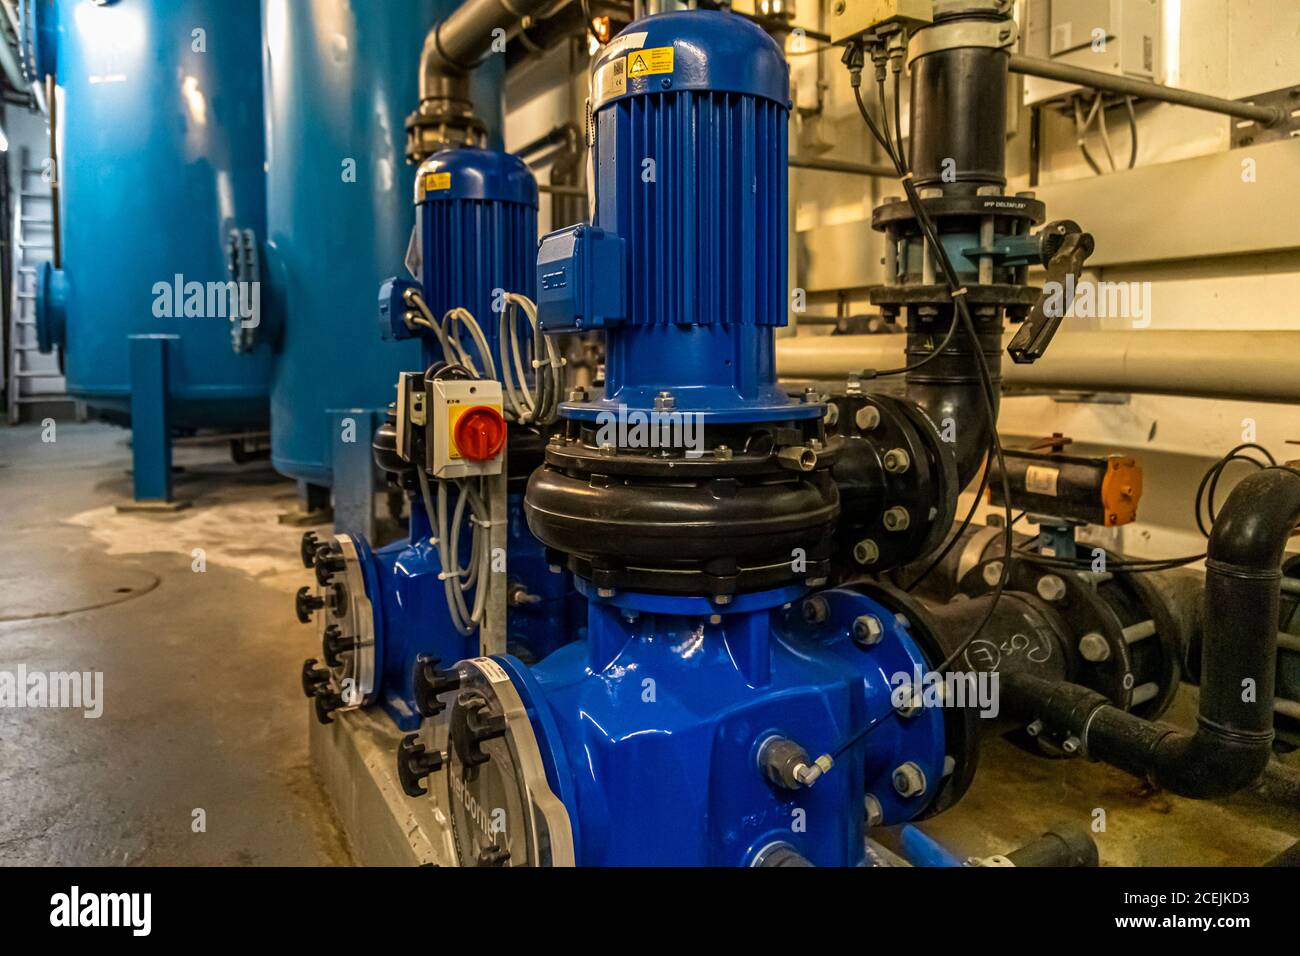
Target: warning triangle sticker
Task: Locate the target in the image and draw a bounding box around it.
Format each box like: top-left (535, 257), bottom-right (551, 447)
top-left (629, 53), bottom-right (649, 76)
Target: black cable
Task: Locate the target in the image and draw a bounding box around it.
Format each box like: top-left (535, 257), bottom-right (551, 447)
top-left (892, 65), bottom-right (906, 175)
top-left (821, 43), bottom-right (1017, 768)
top-left (1014, 549), bottom-right (1206, 573)
top-left (902, 463), bottom-right (992, 592)
top-left (848, 76), bottom-right (960, 379)
top-left (848, 47), bottom-right (1015, 676)
top-left (1194, 443), bottom-right (1276, 537)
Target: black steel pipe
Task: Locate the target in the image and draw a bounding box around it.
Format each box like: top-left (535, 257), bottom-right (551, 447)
top-left (422, 0), bottom-right (566, 81)
top-left (905, 322), bottom-right (1002, 489)
top-left (1005, 468), bottom-right (1300, 799)
top-left (1005, 826), bottom-right (1099, 868)
top-left (911, 45), bottom-right (1009, 192)
top-left (1009, 53), bottom-right (1286, 126)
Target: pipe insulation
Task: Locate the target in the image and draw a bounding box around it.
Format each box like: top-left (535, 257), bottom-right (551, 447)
top-left (777, 330), bottom-right (1300, 405)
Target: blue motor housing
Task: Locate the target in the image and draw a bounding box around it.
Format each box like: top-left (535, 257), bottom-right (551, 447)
top-left (433, 586), bottom-right (949, 866)
top-left (412, 147), bottom-right (539, 374)
top-left (535, 9), bottom-right (812, 424)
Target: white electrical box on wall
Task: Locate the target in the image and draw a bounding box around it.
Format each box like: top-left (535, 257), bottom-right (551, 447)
top-left (1022, 0), bottom-right (1162, 107)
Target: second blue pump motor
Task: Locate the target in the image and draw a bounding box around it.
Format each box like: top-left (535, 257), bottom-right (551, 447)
top-left (298, 146), bottom-right (579, 730)
top-left (408, 11), bottom-right (966, 867)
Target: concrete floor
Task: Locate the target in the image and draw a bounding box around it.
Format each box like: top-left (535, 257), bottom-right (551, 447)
top-left (0, 422), bottom-right (351, 865)
top-left (1, 420), bottom-right (1297, 867)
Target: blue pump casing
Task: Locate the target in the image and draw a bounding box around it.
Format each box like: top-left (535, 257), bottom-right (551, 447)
top-left (337, 494), bottom-right (578, 730)
top-left (33, 0), bottom-right (271, 429)
top-left (443, 586), bottom-right (947, 866)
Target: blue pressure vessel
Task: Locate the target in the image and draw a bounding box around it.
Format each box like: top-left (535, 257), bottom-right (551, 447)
top-left (33, 0), bottom-right (272, 427)
top-left (262, 0), bottom-right (505, 487)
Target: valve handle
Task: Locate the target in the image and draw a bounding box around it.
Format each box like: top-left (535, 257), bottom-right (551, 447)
top-left (397, 733), bottom-right (445, 797)
top-left (295, 586), bottom-right (325, 624)
top-left (413, 655), bottom-right (462, 718)
top-left (450, 691), bottom-right (507, 768)
top-left (1007, 223), bottom-right (1095, 365)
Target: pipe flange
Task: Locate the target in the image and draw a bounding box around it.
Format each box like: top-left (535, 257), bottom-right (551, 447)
top-left (828, 392), bottom-right (958, 576)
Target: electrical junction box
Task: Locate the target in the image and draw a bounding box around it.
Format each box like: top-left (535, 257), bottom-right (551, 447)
top-left (535, 224), bottom-right (625, 333)
top-left (428, 379), bottom-right (506, 480)
top-left (1022, 0), bottom-right (1162, 108)
top-left (828, 0), bottom-right (933, 44)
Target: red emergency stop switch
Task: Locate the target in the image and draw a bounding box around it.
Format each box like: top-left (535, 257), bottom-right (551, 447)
top-left (454, 406), bottom-right (507, 462)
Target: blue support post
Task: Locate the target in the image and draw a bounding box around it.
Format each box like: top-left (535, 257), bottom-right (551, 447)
top-left (126, 334), bottom-right (179, 505)
top-left (330, 407), bottom-right (378, 538)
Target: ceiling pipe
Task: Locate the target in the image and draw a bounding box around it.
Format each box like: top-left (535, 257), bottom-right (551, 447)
top-left (410, 0), bottom-right (571, 161)
top-left (776, 330), bottom-right (1300, 405)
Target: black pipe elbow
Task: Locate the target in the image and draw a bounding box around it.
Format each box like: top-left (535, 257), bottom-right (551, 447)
top-left (905, 324), bottom-right (1002, 490)
top-left (1149, 723), bottom-right (1274, 799)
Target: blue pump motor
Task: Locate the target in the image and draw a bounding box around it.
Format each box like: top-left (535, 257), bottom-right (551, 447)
top-left (411, 11), bottom-right (964, 867)
top-left (300, 146), bottom-right (580, 728)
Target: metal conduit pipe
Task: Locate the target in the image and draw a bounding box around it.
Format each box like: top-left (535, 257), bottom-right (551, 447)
top-left (1004, 468), bottom-right (1300, 799)
top-left (410, 0), bottom-right (570, 159)
top-left (1009, 53), bottom-right (1287, 127)
top-left (776, 330), bottom-right (1300, 405)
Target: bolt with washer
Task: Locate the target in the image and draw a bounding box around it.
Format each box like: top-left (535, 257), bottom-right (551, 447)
top-left (1078, 632), bottom-right (1110, 662)
top-left (855, 405), bottom-right (881, 432)
top-left (892, 762), bottom-right (927, 798)
top-left (882, 506), bottom-right (911, 532)
top-left (882, 448), bottom-right (911, 474)
top-left (853, 538), bottom-right (880, 566)
top-left (852, 614), bottom-right (883, 646)
top-left (801, 596), bottom-right (829, 624)
top-left (1037, 574), bottom-right (1067, 602)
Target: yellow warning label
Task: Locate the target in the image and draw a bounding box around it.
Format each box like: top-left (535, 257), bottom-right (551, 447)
top-left (627, 46), bottom-right (674, 79)
top-left (424, 171), bottom-right (452, 192)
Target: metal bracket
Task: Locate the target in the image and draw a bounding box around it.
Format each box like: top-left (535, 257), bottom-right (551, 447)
top-left (1231, 85), bottom-right (1300, 149)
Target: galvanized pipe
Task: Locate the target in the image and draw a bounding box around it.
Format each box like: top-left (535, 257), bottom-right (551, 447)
top-left (777, 330), bottom-right (1300, 405)
top-left (1009, 53), bottom-right (1287, 127)
top-left (790, 155), bottom-right (896, 178)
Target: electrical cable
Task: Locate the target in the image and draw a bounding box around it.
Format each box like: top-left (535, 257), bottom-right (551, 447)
top-left (1123, 95), bottom-right (1138, 169)
top-left (1195, 442), bottom-right (1276, 538)
top-left (846, 43), bottom-right (1015, 675)
top-left (1072, 93), bottom-right (1105, 176)
top-left (498, 292), bottom-right (564, 425)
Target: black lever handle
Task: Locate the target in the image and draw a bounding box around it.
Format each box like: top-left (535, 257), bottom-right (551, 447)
top-left (1007, 223), bottom-right (1095, 365)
